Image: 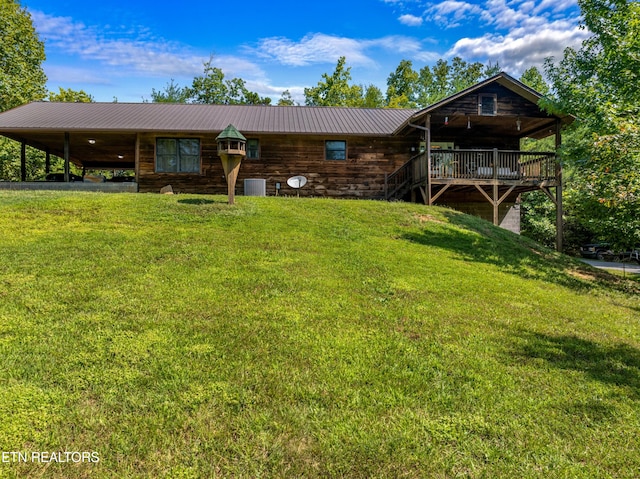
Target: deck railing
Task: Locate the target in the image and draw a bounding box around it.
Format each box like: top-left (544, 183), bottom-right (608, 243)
top-left (430, 149), bottom-right (556, 181)
top-left (385, 149), bottom-right (557, 200)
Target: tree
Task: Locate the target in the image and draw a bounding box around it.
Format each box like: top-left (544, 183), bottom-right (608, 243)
top-left (361, 84), bottom-right (385, 108)
top-left (518, 66), bottom-right (560, 247)
top-left (226, 77), bottom-right (271, 105)
top-left (386, 60), bottom-right (418, 108)
top-left (277, 90), bottom-right (296, 106)
top-left (185, 59), bottom-right (270, 105)
top-left (0, 0), bottom-right (48, 180)
top-left (150, 79), bottom-right (190, 103)
top-left (188, 60), bottom-right (229, 104)
top-left (414, 58), bottom-right (498, 108)
top-left (0, 0), bottom-right (47, 112)
top-left (449, 57), bottom-right (484, 94)
top-left (48, 87), bottom-right (94, 103)
top-left (520, 66), bottom-right (549, 96)
top-left (304, 57), bottom-right (364, 107)
top-left (544, 0), bottom-right (640, 249)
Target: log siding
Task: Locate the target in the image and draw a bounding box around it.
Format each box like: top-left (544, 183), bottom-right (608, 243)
top-left (137, 132), bottom-right (415, 198)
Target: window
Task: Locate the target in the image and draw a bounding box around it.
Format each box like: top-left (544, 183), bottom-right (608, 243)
top-left (156, 138), bottom-right (200, 173)
top-left (325, 140), bottom-right (346, 160)
top-left (247, 139), bottom-right (260, 159)
top-left (478, 94), bottom-right (497, 116)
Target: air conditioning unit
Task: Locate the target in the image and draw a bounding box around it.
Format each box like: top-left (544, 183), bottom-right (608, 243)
top-left (244, 178), bottom-right (266, 196)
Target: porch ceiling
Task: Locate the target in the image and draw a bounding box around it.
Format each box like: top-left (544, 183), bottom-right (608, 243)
top-left (426, 113), bottom-right (558, 140)
top-left (2, 130), bottom-right (137, 169)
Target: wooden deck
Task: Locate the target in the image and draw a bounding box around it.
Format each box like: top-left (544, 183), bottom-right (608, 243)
top-left (384, 149), bottom-right (558, 202)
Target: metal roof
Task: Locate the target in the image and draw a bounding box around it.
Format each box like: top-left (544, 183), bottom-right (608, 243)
top-left (0, 102), bottom-right (418, 136)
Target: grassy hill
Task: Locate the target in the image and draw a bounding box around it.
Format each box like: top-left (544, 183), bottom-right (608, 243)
top-left (0, 191), bottom-right (638, 478)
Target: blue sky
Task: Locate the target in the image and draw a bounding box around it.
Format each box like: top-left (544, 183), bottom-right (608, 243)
top-left (24, 0), bottom-right (588, 103)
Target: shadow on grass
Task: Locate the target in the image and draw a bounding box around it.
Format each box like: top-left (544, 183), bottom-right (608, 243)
top-left (402, 209), bottom-right (640, 296)
top-left (514, 330), bottom-right (640, 400)
top-left (177, 198), bottom-right (218, 205)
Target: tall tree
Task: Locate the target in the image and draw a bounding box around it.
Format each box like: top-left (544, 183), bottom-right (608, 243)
top-left (0, 0), bottom-right (48, 181)
top-left (150, 79), bottom-right (190, 103)
top-left (519, 66), bottom-right (549, 95)
top-left (188, 60), bottom-right (229, 104)
top-left (361, 84), bottom-right (385, 108)
top-left (449, 57), bottom-right (484, 94)
top-left (545, 0), bottom-right (640, 248)
top-left (0, 0), bottom-right (47, 111)
top-left (415, 58), bottom-right (498, 108)
top-left (277, 90), bottom-right (296, 106)
top-left (185, 60), bottom-right (270, 105)
top-left (386, 60), bottom-right (419, 108)
top-left (304, 57), bottom-right (364, 107)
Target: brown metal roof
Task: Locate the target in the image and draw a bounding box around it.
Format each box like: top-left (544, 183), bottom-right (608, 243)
top-left (0, 102), bottom-right (417, 136)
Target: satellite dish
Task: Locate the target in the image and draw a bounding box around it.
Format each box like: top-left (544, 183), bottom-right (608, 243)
top-left (287, 175), bottom-right (307, 189)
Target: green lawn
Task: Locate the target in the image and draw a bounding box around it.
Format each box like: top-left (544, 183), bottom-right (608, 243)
top-left (0, 191), bottom-right (638, 478)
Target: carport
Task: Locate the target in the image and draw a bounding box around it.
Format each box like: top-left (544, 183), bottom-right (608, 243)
top-left (0, 102), bottom-right (137, 187)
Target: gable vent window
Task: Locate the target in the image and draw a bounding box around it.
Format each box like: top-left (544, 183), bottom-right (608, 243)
top-left (478, 94), bottom-right (497, 116)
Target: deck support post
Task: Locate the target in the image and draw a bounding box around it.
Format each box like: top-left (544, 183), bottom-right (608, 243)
top-left (384, 173), bottom-right (388, 200)
top-left (20, 142), bottom-right (26, 181)
top-left (425, 115), bottom-right (432, 205)
top-left (493, 182), bottom-right (499, 225)
top-left (555, 120), bottom-right (563, 252)
top-left (64, 132), bottom-right (70, 182)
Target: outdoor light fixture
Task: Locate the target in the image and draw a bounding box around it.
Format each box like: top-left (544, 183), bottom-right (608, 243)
top-left (118, 155), bottom-right (124, 159)
top-left (467, 116), bottom-right (471, 129)
top-left (88, 139), bottom-right (96, 144)
top-left (444, 116), bottom-right (449, 125)
top-left (516, 118), bottom-right (521, 131)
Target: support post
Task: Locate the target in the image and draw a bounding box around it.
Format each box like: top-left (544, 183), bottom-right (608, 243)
top-left (425, 115), bottom-right (432, 205)
top-left (64, 132), bottom-right (70, 182)
top-left (555, 120), bottom-right (563, 252)
top-left (384, 172), bottom-right (388, 200)
top-left (45, 148), bottom-right (51, 174)
top-left (493, 182), bottom-right (499, 226)
top-left (20, 142), bottom-right (26, 181)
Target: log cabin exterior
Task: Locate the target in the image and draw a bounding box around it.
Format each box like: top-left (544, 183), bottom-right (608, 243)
top-left (0, 73), bottom-right (573, 247)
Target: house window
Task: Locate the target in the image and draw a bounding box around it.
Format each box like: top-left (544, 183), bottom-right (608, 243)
top-left (247, 139), bottom-right (260, 159)
top-left (325, 140), bottom-right (346, 160)
top-left (156, 138), bottom-right (200, 173)
top-left (478, 94), bottom-right (497, 116)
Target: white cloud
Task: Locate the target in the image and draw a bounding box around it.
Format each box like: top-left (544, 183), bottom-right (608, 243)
top-left (252, 33), bottom-right (376, 67)
top-left (426, 1), bottom-right (485, 28)
top-left (252, 33), bottom-right (438, 68)
top-left (447, 21), bottom-right (590, 72)
top-left (399, 14), bottom-right (424, 26)
top-left (31, 11), bottom-right (191, 76)
top-left (30, 10), bottom-right (265, 82)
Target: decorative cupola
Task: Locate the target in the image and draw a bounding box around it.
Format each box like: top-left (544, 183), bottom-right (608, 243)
top-left (216, 124), bottom-right (246, 205)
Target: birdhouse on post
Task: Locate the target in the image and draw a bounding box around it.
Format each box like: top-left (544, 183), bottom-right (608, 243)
top-left (216, 124), bottom-right (247, 205)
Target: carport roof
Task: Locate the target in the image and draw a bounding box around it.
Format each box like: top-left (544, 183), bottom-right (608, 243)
top-left (0, 102), bottom-right (418, 169)
top-left (0, 102), bottom-right (417, 136)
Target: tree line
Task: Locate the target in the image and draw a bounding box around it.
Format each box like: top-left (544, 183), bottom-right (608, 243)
top-left (150, 55), bottom-right (508, 110)
top-left (1, 0), bottom-right (638, 251)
